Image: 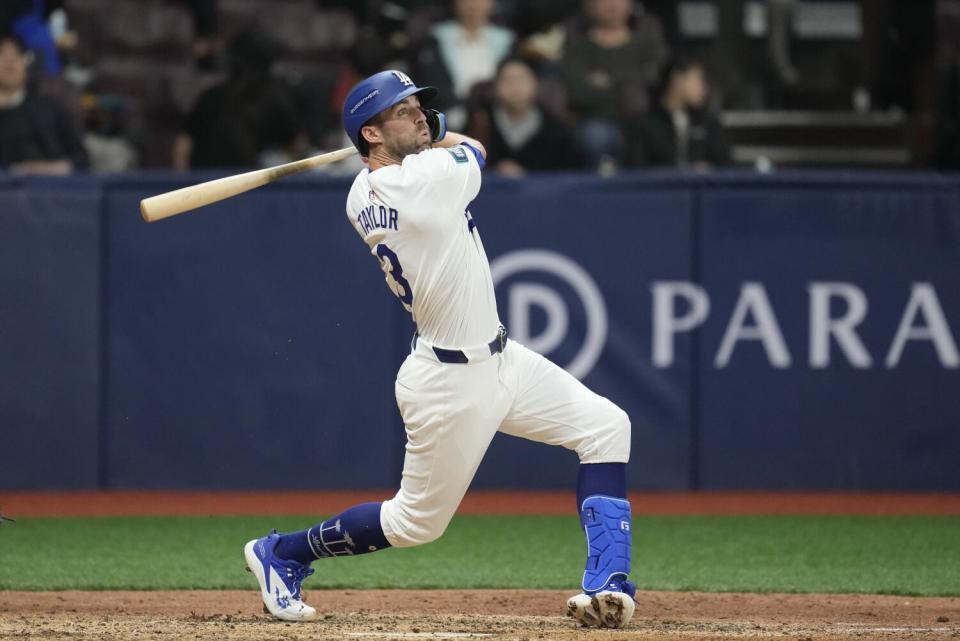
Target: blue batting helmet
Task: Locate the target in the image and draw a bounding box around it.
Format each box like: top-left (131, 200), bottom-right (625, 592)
top-left (342, 70), bottom-right (438, 154)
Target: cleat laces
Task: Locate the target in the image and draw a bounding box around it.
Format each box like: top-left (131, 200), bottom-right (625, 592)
top-left (284, 563), bottom-right (314, 600)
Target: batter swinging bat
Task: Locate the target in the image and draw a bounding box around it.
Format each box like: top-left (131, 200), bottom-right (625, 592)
top-left (140, 146), bottom-right (358, 223)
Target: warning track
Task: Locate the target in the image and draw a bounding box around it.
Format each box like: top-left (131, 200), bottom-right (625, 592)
top-left (4, 490), bottom-right (960, 517)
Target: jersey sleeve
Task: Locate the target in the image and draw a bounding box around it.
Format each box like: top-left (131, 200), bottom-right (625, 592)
top-left (403, 144), bottom-right (483, 209)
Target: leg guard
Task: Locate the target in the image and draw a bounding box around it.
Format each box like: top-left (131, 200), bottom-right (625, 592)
top-left (580, 495), bottom-right (632, 594)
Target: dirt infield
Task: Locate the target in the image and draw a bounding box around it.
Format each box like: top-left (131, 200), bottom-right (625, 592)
top-left (2, 590), bottom-right (958, 641)
top-left (4, 490), bottom-right (960, 517)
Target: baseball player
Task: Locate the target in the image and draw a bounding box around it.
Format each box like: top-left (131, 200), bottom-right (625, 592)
top-left (243, 70), bottom-right (636, 629)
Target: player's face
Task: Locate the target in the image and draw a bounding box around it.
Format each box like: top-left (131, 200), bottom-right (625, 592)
top-left (373, 96), bottom-right (432, 158)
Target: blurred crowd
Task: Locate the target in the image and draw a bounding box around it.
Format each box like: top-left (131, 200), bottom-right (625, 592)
top-left (1, 0), bottom-right (959, 176)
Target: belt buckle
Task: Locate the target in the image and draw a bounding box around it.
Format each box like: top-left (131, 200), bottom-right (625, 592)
top-left (497, 325), bottom-right (507, 352)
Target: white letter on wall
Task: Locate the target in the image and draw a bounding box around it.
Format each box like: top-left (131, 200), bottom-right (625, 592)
top-left (652, 282), bottom-right (710, 367)
top-left (885, 283), bottom-right (960, 368)
top-left (509, 283), bottom-right (569, 355)
top-left (715, 283), bottom-right (792, 368)
top-left (808, 282), bottom-right (873, 368)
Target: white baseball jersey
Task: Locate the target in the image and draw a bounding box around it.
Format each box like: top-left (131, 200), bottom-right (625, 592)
top-left (345, 144), bottom-right (501, 348)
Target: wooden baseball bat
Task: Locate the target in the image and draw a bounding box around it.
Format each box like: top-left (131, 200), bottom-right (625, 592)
top-left (140, 146), bottom-right (358, 223)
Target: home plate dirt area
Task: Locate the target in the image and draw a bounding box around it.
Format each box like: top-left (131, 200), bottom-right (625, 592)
top-left (2, 590), bottom-right (958, 641)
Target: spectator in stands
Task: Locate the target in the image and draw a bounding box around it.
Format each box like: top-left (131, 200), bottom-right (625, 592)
top-left (167, 0), bottom-right (221, 70)
top-left (413, 0), bottom-right (515, 129)
top-left (511, 0), bottom-right (579, 64)
top-left (467, 57), bottom-right (582, 175)
top-left (622, 56), bottom-right (730, 169)
top-left (173, 27), bottom-right (303, 170)
top-left (0, 0), bottom-right (63, 76)
top-left (560, 0), bottom-right (669, 169)
top-left (82, 94), bottom-right (138, 173)
top-left (0, 32), bottom-right (87, 174)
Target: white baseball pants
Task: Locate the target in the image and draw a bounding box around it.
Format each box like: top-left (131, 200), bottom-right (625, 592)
top-left (381, 338), bottom-right (631, 548)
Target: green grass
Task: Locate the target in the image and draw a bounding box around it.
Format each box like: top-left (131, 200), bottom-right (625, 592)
top-left (0, 515), bottom-right (958, 595)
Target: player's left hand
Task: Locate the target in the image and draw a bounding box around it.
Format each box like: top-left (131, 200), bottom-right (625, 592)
top-left (424, 108), bottom-right (446, 143)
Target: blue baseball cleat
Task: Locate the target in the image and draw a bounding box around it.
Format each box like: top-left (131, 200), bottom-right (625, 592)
top-left (243, 530), bottom-right (318, 621)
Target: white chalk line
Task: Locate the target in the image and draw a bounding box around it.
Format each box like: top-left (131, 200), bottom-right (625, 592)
top-left (345, 629), bottom-right (958, 639)
top-left (347, 634), bottom-right (495, 639)
top-left (833, 623), bottom-right (954, 633)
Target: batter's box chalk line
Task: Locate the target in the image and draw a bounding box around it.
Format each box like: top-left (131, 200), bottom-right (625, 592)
top-left (347, 634), bottom-right (494, 639)
top-left (347, 633), bottom-right (652, 639)
top-left (833, 624), bottom-right (954, 633)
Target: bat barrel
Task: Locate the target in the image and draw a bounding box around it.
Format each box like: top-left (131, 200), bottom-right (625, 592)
top-left (139, 147), bottom-right (357, 223)
top-left (140, 169), bottom-right (269, 222)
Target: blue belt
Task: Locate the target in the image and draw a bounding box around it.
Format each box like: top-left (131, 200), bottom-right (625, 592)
top-left (413, 326), bottom-right (507, 364)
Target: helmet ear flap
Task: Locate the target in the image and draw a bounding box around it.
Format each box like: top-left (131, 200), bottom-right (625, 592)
top-left (357, 136), bottom-right (370, 156)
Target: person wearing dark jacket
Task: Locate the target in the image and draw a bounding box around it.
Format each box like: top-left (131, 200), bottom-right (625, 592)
top-left (0, 32), bottom-right (87, 174)
top-left (559, 0), bottom-right (669, 168)
top-left (172, 27), bottom-right (302, 170)
top-left (623, 56), bottom-right (731, 169)
top-left (467, 58), bottom-right (581, 176)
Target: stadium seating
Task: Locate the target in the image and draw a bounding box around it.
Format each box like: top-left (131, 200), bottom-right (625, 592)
top-left (58, 0), bottom-right (361, 167)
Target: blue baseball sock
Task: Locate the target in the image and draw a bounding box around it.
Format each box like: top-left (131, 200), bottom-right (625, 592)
top-left (274, 502), bottom-right (391, 564)
top-left (576, 462), bottom-right (627, 514)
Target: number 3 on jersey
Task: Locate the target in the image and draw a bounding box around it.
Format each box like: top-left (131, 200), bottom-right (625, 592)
top-left (375, 243), bottom-right (413, 312)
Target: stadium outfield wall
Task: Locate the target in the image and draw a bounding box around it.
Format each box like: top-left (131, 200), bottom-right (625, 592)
top-left (1, 171), bottom-right (958, 491)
